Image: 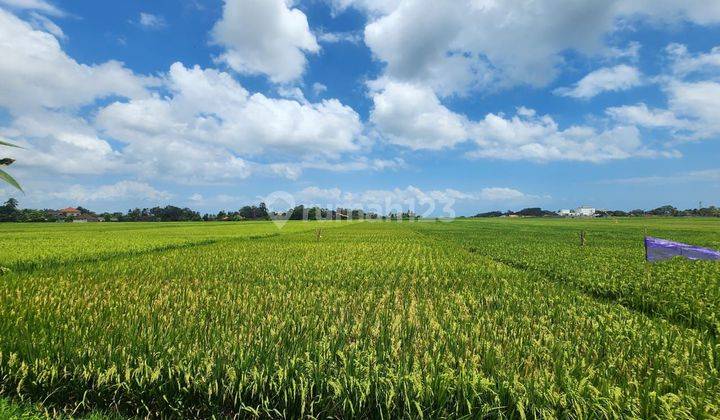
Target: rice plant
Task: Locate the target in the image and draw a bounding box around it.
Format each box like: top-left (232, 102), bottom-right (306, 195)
top-left (0, 220), bottom-right (718, 417)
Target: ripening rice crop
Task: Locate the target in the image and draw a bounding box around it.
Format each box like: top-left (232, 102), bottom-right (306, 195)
top-left (413, 218), bottom-right (720, 336)
top-left (0, 220), bottom-right (718, 418)
top-left (0, 221), bottom-right (317, 272)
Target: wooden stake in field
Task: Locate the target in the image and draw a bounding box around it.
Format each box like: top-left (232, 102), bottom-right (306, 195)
top-left (316, 228), bottom-right (323, 242)
top-left (579, 230), bottom-right (586, 247)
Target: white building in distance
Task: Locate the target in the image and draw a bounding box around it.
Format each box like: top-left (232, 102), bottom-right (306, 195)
top-left (575, 206), bottom-right (596, 217)
top-left (557, 206), bottom-right (596, 217)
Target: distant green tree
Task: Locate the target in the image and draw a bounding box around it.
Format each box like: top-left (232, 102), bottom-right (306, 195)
top-left (475, 211), bottom-right (503, 218)
top-left (76, 206), bottom-right (93, 215)
top-left (516, 208), bottom-right (546, 217)
top-left (289, 205), bottom-right (305, 220)
top-left (258, 202), bottom-right (269, 220)
top-left (649, 205), bottom-right (678, 216)
top-left (0, 198), bottom-right (19, 222)
top-left (3, 198), bottom-right (18, 210)
top-left (307, 206), bottom-right (320, 220)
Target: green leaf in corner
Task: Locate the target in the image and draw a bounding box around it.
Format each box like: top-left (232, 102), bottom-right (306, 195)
top-left (0, 139), bottom-right (22, 148)
top-left (0, 168), bottom-right (23, 192)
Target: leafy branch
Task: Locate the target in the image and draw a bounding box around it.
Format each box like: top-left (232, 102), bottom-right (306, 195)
top-left (0, 139), bottom-right (22, 192)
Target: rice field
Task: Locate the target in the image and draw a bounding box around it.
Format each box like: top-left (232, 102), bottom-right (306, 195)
top-left (0, 218), bottom-right (718, 418)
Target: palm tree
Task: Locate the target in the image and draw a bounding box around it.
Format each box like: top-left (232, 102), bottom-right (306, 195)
top-left (0, 139), bottom-right (22, 191)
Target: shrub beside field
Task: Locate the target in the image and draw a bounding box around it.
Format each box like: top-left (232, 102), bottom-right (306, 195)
top-left (0, 220), bottom-right (718, 417)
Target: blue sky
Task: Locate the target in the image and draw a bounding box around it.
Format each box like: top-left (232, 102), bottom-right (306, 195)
top-left (1, 0), bottom-right (719, 216)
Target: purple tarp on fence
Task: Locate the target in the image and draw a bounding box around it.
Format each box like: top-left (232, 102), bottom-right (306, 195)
top-left (645, 236), bottom-right (720, 262)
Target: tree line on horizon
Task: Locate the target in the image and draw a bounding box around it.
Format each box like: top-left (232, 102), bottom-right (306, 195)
top-left (0, 199), bottom-right (419, 223)
top-left (473, 205), bottom-right (720, 218)
top-left (1, 199), bottom-right (719, 223)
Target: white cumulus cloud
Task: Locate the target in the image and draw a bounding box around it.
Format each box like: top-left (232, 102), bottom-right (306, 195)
top-left (138, 12), bottom-right (166, 30)
top-left (665, 44), bottom-right (720, 77)
top-left (48, 181), bottom-right (172, 203)
top-left (369, 81), bottom-right (467, 150)
top-left (211, 0), bottom-right (320, 83)
top-left (666, 80), bottom-right (720, 139)
top-left (605, 51), bottom-right (720, 143)
top-left (554, 65), bottom-right (642, 99)
top-left (468, 110), bottom-right (673, 162)
top-left (479, 187), bottom-right (531, 202)
top-left (316, 30), bottom-right (362, 44)
top-left (95, 63), bottom-right (364, 182)
top-left (369, 81), bottom-right (674, 162)
top-left (0, 10), bottom-right (372, 185)
top-left (606, 103), bottom-right (689, 129)
top-left (0, 0), bottom-right (63, 16)
top-left (97, 63), bottom-right (363, 159)
top-left (339, 0), bottom-right (720, 96)
top-left (0, 9), bottom-right (155, 113)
